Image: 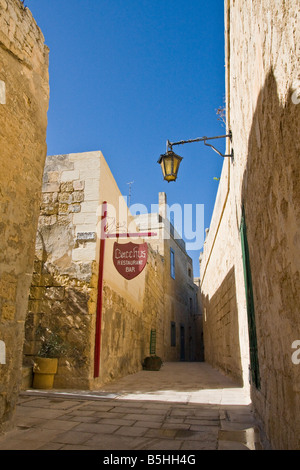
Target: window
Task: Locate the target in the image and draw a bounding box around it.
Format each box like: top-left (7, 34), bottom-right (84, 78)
top-left (171, 322), bottom-right (176, 346)
top-left (189, 297), bottom-right (193, 315)
top-left (170, 248), bottom-right (175, 279)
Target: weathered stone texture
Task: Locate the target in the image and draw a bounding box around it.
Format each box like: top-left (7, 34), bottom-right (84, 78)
top-left (0, 0), bottom-right (49, 433)
top-left (135, 195), bottom-right (201, 363)
top-left (201, 0), bottom-right (300, 449)
top-left (230, 0), bottom-right (300, 450)
top-left (24, 152), bottom-right (101, 389)
top-left (100, 248), bottom-right (164, 384)
top-left (202, 267), bottom-right (243, 385)
top-left (24, 154), bottom-right (201, 389)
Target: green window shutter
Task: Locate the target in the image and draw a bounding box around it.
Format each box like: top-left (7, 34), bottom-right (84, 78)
top-left (240, 211), bottom-right (261, 389)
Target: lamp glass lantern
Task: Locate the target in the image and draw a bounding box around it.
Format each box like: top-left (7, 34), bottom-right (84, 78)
top-left (158, 150), bottom-right (183, 183)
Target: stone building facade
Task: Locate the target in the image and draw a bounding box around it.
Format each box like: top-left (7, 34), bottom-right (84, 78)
top-left (0, 0), bottom-right (49, 433)
top-left (24, 153), bottom-right (200, 389)
top-left (135, 193), bottom-right (201, 363)
top-left (201, 0), bottom-right (300, 449)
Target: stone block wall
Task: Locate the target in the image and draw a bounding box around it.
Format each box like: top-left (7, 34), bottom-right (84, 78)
top-left (202, 267), bottom-right (243, 385)
top-left (100, 245), bottom-right (165, 384)
top-left (24, 152), bottom-right (102, 389)
top-left (24, 152), bottom-right (178, 388)
top-left (229, 0), bottom-right (300, 450)
top-left (163, 235), bottom-right (198, 362)
top-left (135, 193), bottom-right (201, 364)
top-left (201, 0), bottom-right (300, 449)
top-left (0, 0), bottom-right (49, 433)
top-left (200, 160), bottom-right (250, 387)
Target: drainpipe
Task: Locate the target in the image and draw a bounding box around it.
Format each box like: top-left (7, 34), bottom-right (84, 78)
top-left (94, 201), bottom-right (107, 378)
top-left (201, 0), bottom-right (231, 287)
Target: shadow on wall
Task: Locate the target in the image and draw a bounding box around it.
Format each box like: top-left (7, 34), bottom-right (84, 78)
top-left (202, 267), bottom-right (243, 387)
top-left (241, 67), bottom-right (300, 449)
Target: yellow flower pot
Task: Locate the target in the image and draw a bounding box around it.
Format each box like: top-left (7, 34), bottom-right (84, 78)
top-left (33, 357), bottom-right (58, 389)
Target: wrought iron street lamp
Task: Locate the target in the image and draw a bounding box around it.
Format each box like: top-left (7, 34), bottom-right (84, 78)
top-left (158, 131), bottom-right (233, 182)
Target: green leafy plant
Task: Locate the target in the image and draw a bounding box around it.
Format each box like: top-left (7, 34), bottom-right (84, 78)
top-left (36, 326), bottom-right (67, 358)
top-left (216, 100), bottom-right (226, 128)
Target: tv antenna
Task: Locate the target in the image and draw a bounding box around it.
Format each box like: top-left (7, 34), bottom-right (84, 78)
top-left (127, 181), bottom-right (134, 207)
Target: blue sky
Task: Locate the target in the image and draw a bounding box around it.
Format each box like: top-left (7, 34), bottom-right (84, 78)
top-left (27, 0), bottom-right (226, 277)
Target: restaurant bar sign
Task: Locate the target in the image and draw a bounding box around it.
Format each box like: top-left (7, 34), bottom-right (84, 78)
top-left (113, 242), bottom-right (148, 280)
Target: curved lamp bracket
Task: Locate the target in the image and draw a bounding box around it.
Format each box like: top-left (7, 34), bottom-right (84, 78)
top-left (167, 130), bottom-right (233, 161)
top-left (159, 131), bottom-right (234, 183)
top-left (203, 134), bottom-right (234, 161)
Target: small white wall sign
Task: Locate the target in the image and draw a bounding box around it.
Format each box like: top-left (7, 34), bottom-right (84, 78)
top-left (76, 232), bottom-right (96, 241)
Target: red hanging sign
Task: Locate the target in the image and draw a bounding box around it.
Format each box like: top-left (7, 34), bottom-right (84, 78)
top-left (113, 242), bottom-right (148, 280)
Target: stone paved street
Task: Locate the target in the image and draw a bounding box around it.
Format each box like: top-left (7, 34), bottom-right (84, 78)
top-left (0, 363), bottom-right (268, 451)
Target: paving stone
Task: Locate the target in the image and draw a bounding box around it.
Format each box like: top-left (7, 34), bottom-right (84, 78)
top-left (0, 362), bottom-right (266, 451)
top-left (145, 428), bottom-right (178, 439)
top-left (185, 418), bottom-right (220, 426)
top-left (99, 418), bottom-right (136, 426)
top-left (21, 398), bottom-right (82, 410)
top-left (93, 411), bottom-right (126, 420)
top-left (25, 408), bottom-right (67, 419)
top-left (73, 422), bottom-right (120, 434)
top-left (123, 413), bottom-right (165, 422)
top-left (52, 430), bottom-right (94, 445)
top-left (63, 409), bottom-right (96, 418)
top-left (85, 433), bottom-right (148, 450)
top-left (182, 439), bottom-right (217, 450)
top-left (60, 444), bottom-right (97, 450)
top-left (37, 419), bottom-right (78, 431)
top-left (161, 422), bottom-right (190, 430)
top-left (67, 416), bottom-right (100, 423)
top-left (15, 416), bottom-right (48, 428)
top-left (141, 438), bottom-right (183, 450)
top-left (0, 439), bottom-right (44, 450)
top-left (134, 420), bottom-right (163, 429)
top-left (175, 430), bottom-right (219, 441)
top-left (78, 404), bottom-right (114, 412)
top-left (218, 440), bottom-right (250, 450)
top-left (115, 426), bottom-right (148, 437)
top-left (110, 406), bottom-right (145, 414)
top-left (37, 442), bottom-right (64, 450)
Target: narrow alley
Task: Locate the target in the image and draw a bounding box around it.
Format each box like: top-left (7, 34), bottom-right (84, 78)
top-left (0, 362), bottom-right (268, 451)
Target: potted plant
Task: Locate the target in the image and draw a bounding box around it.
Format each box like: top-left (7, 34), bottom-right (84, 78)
top-left (32, 327), bottom-right (66, 390)
top-left (142, 355), bottom-right (163, 371)
top-left (142, 329), bottom-right (163, 371)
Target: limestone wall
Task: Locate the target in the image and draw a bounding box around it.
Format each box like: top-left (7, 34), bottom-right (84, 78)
top-left (201, 0), bottom-right (300, 449)
top-left (0, 0), bottom-right (49, 433)
top-left (135, 194), bottom-right (201, 364)
top-left (24, 152), bottom-right (101, 389)
top-left (95, 156), bottom-right (166, 385)
top-left (99, 246), bottom-right (165, 384)
top-left (24, 152), bottom-right (175, 388)
top-left (162, 235), bottom-right (198, 362)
